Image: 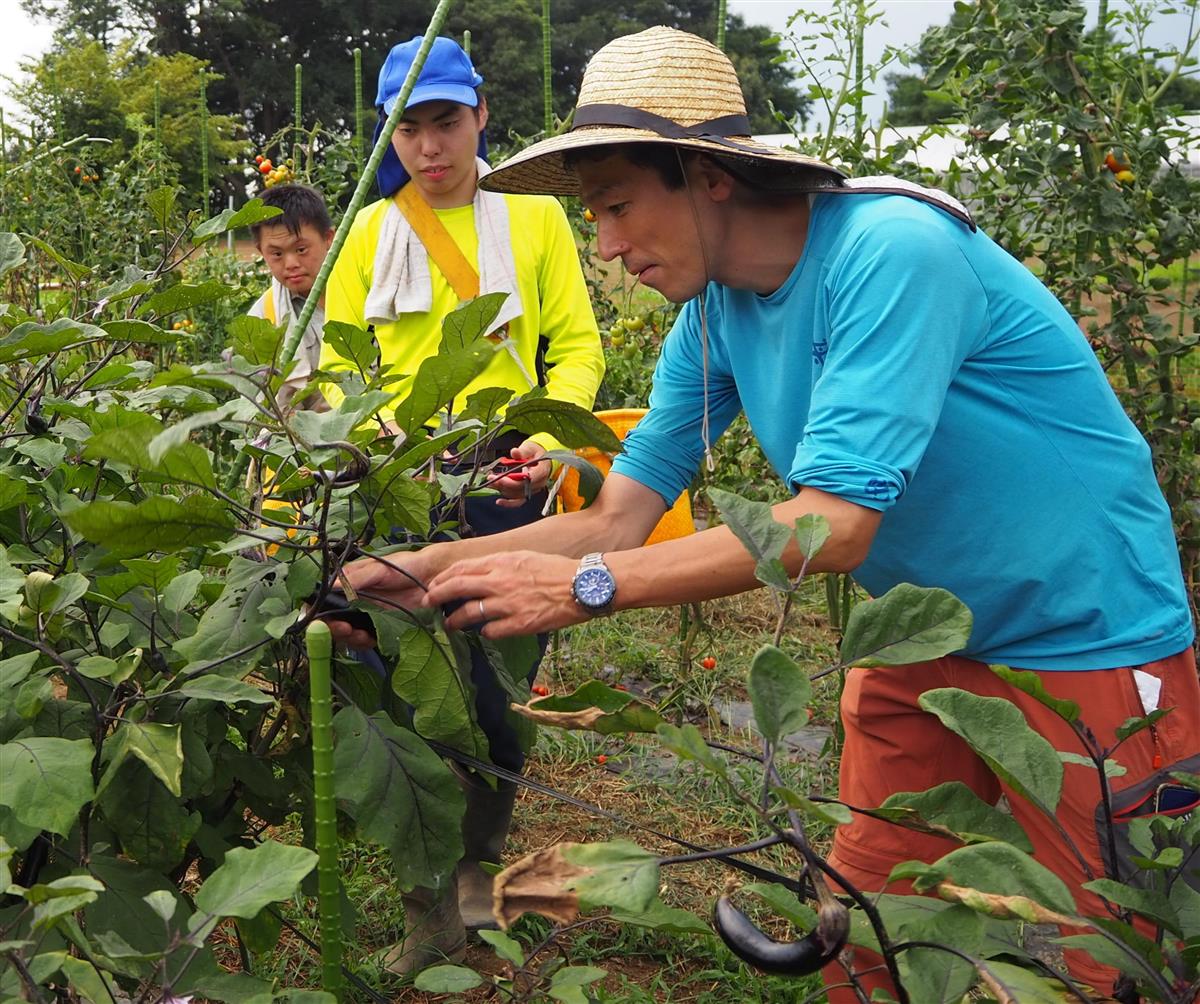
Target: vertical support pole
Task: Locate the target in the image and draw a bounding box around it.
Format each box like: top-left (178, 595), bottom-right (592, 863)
top-left (716, 0), bottom-right (727, 51)
top-left (306, 621), bottom-right (344, 1002)
top-left (354, 47), bottom-right (365, 171)
top-left (854, 0), bottom-right (865, 147)
top-left (199, 70), bottom-right (210, 216)
top-left (542, 0), bottom-right (553, 134)
top-left (294, 62), bottom-right (303, 170)
top-left (463, 28), bottom-right (471, 57)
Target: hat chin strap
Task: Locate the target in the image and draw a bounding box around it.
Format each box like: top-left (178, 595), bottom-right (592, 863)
top-left (672, 148), bottom-right (717, 475)
top-left (573, 103), bottom-right (758, 154)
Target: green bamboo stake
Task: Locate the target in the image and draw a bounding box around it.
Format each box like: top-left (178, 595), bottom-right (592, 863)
top-left (306, 621), bottom-right (343, 1001)
top-left (224, 0), bottom-right (456, 492)
top-left (199, 70), bottom-right (209, 216)
top-left (854, 0), bottom-right (865, 147)
top-left (1, 108), bottom-right (6, 208)
top-left (463, 29), bottom-right (471, 57)
top-left (354, 48), bottom-right (364, 170)
top-left (276, 3), bottom-right (452, 372)
top-left (716, 0), bottom-right (727, 51)
top-left (294, 63), bottom-right (303, 169)
top-left (542, 0), bottom-right (553, 134)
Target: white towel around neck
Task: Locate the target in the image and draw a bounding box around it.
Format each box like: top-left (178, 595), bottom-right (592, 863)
top-left (363, 158), bottom-right (523, 336)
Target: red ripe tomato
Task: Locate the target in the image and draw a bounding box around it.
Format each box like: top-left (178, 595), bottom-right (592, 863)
top-left (701, 656), bottom-right (717, 670)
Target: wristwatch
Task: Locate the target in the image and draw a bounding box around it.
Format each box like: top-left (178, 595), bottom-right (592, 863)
top-left (571, 552), bottom-right (617, 617)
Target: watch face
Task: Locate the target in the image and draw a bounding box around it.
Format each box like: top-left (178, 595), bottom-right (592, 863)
top-left (573, 566), bottom-right (616, 609)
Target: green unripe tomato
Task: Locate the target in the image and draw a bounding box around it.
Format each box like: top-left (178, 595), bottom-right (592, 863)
top-left (610, 320), bottom-right (626, 335)
top-left (625, 316), bottom-right (645, 332)
top-left (622, 344), bottom-right (639, 360)
top-left (610, 331), bottom-right (626, 347)
top-left (1144, 225), bottom-right (1160, 242)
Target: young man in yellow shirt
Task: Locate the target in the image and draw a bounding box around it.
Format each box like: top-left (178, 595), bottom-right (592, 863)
top-left (321, 35), bottom-right (604, 976)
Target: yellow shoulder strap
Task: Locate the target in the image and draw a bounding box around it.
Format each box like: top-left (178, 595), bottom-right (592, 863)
top-left (393, 183), bottom-right (480, 302)
top-left (263, 290), bottom-right (276, 325)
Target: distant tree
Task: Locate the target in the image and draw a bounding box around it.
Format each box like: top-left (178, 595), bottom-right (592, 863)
top-left (885, 1), bottom-right (1200, 124)
top-left (22, 0), bottom-right (809, 154)
top-left (10, 39), bottom-right (242, 196)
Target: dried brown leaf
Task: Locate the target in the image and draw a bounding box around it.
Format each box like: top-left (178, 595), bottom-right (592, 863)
top-left (493, 842), bottom-right (592, 930)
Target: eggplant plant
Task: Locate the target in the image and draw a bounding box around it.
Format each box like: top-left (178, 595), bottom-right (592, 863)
top-left (0, 191), bottom-right (614, 1001)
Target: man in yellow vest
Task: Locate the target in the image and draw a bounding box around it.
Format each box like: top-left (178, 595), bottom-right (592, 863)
top-left (321, 35), bottom-right (605, 976)
top-left (247, 183), bottom-right (334, 410)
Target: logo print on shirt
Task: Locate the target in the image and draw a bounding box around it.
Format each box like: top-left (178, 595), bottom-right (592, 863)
top-left (812, 339), bottom-right (829, 366)
top-left (865, 478), bottom-right (891, 500)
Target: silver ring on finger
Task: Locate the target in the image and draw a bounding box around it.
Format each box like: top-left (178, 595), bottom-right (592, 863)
top-left (477, 598), bottom-right (486, 621)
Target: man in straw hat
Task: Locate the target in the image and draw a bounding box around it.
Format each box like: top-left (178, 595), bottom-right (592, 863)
top-left (334, 26), bottom-right (1198, 1001)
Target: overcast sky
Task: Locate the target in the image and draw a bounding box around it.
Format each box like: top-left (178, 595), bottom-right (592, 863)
top-left (1, 2), bottom-right (1196, 126)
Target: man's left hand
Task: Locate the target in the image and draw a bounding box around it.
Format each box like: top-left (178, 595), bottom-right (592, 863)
top-left (423, 551), bottom-right (586, 636)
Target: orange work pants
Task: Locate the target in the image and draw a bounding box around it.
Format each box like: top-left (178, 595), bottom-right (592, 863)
top-left (821, 648), bottom-right (1199, 1003)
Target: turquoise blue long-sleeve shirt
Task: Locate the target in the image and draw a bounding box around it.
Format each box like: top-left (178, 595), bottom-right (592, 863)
top-left (611, 192), bottom-right (1193, 670)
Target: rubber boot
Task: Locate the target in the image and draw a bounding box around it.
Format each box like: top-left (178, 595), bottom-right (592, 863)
top-left (381, 881), bottom-right (467, 977)
top-left (455, 775), bottom-right (519, 931)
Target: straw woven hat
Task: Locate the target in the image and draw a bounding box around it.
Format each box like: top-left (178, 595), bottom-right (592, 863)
top-left (479, 26), bottom-right (845, 196)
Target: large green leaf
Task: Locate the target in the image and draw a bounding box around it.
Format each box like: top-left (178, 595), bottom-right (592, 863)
top-left (877, 782), bottom-right (1033, 851)
top-left (708, 487), bottom-right (791, 566)
top-left (323, 319), bottom-right (379, 372)
top-left (896, 904), bottom-right (983, 1004)
top-left (0, 737), bottom-right (94, 836)
top-left (544, 451), bottom-right (606, 506)
top-left (390, 341), bottom-right (499, 435)
top-left (97, 721), bottom-right (183, 798)
top-left (839, 584), bottom-right (973, 666)
top-left (102, 319), bottom-right (182, 345)
top-left (386, 624), bottom-right (489, 758)
top-left (931, 842), bottom-right (1076, 915)
top-left (140, 281), bottom-right (232, 319)
top-left (655, 722), bottom-right (729, 778)
top-left (414, 965), bottom-right (484, 993)
top-left (748, 644), bottom-right (811, 744)
top-left (0, 318), bottom-right (106, 363)
top-left (228, 314), bottom-right (285, 367)
top-left (63, 495), bottom-right (234, 558)
top-left (563, 840), bottom-right (659, 913)
top-left (85, 423), bottom-right (216, 488)
top-left (332, 706), bottom-right (465, 891)
top-left (362, 464), bottom-right (437, 537)
top-left (439, 292), bottom-right (508, 353)
top-left (176, 675), bottom-right (274, 706)
top-left (192, 198), bottom-right (282, 243)
top-left (193, 840), bottom-right (317, 921)
top-left (23, 235), bottom-right (91, 281)
top-left (0, 233), bottom-right (27, 280)
top-left (502, 394), bottom-right (623, 452)
top-left (988, 665), bottom-right (1079, 722)
top-left (173, 559), bottom-right (287, 667)
top-left (979, 961), bottom-right (1079, 1002)
top-left (98, 761), bottom-right (200, 870)
top-left (146, 186), bottom-right (179, 231)
top-left (792, 513), bottom-right (831, 561)
top-left (147, 400), bottom-right (247, 463)
top-left (919, 687), bottom-right (1063, 815)
top-left (1082, 878), bottom-right (1181, 936)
